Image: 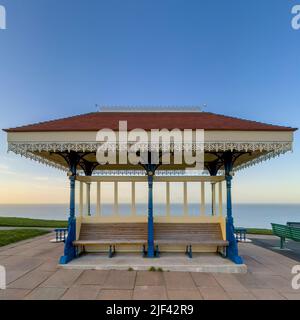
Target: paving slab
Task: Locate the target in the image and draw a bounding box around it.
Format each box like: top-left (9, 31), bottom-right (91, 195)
top-left (133, 286), bottom-right (168, 300)
top-left (198, 286), bottom-right (231, 300)
top-left (102, 270), bottom-right (136, 289)
top-left (241, 255), bottom-right (272, 274)
top-left (0, 255), bottom-right (10, 263)
top-left (213, 273), bottom-right (249, 293)
top-left (97, 289), bottom-right (133, 300)
top-left (191, 272), bottom-right (220, 288)
top-left (36, 259), bottom-right (59, 272)
top-left (250, 288), bottom-right (286, 300)
top-left (39, 269), bottom-right (83, 288)
top-left (233, 272), bottom-right (268, 289)
top-left (0, 288), bottom-right (31, 300)
top-left (1, 255), bottom-right (44, 272)
top-left (8, 270), bottom-right (52, 290)
top-left (0, 245), bottom-right (38, 257)
top-left (226, 291), bottom-right (256, 300)
top-left (25, 287), bottom-right (67, 300)
top-left (280, 292), bottom-right (300, 300)
top-left (135, 271), bottom-right (165, 286)
top-left (74, 270), bottom-right (109, 286)
top-left (254, 274), bottom-right (295, 293)
top-left (167, 289), bottom-right (203, 300)
top-left (164, 272), bottom-right (196, 290)
top-left (17, 248), bottom-right (53, 258)
top-left (6, 270), bottom-right (29, 285)
top-left (250, 255), bottom-right (295, 278)
top-left (0, 237), bottom-right (56, 257)
top-left (61, 285), bottom-right (101, 300)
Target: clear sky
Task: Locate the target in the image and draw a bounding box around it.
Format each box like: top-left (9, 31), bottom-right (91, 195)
top-left (0, 0), bottom-right (299, 204)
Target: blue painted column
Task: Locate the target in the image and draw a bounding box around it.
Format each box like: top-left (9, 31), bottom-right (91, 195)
top-left (147, 170), bottom-right (155, 258)
top-left (224, 152), bottom-right (243, 264)
top-left (60, 159), bottom-right (78, 264)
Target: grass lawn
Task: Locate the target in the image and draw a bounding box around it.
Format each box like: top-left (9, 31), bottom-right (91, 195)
top-left (0, 217), bottom-right (67, 228)
top-left (247, 228), bottom-right (273, 235)
top-left (0, 229), bottom-right (51, 247)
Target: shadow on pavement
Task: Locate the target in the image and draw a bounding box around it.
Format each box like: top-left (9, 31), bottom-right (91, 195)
top-left (250, 236), bottom-right (300, 262)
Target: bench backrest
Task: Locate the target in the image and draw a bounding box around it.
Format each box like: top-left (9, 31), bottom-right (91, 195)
top-left (154, 223), bottom-right (224, 241)
top-left (271, 223), bottom-right (300, 240)
top-left (271, 223), bottom-right (292, 238)
top-left (290, 227), bottom-right (300, 242)
top-left (287, 222), bottom-right (300, 228)
top-left (79, 223), bottom-right (148, 241)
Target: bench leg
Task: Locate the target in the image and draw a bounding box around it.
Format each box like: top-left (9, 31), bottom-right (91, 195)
top-left (74, 245), bottom-right (84, 257)
top-left (79, 245), bottom-right (85, 256)
top-left (155, 245), bottom-right (160, 258)
top-left (109, 245), bottom-right (114, 258)
top-left (218, 246), bottom-right (227, 258)
top-left (142, 245), bottom-right (147, 257)
top-left (280, 237), bottom-right (285, 249)
top-left (188, 245), bottom-right (193, 259)
top-left (75, 246), bottom-right (83, 257)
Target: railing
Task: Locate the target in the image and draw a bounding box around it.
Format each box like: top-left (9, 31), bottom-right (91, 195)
top-left (234, 227), bottom-right (247, 242)
top-left (54, 228), bottom-right (68, 242)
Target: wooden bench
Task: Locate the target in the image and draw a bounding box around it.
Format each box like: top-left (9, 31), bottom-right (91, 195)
top-left (154, 223), bottom-right (228, 258)
top-left (73, 223), bottom-right (148, 258)
top-left (271, 223), bottom-right (300, 249)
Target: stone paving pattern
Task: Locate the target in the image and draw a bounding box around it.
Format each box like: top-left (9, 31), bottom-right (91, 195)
top-left (0, 233), bottom-right (300, 300)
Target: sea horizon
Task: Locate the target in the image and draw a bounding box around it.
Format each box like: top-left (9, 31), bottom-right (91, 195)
top-left (0, 203), bottom-right (299, 229)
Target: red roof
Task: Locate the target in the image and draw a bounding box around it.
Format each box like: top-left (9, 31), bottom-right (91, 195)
top-left (3, 112), bottom-right (297, 132)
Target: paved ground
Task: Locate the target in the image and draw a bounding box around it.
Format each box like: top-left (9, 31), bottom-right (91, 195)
top-left (0, 232), bottom-right (300, 300)
top-left (250, 234), bottom-right (300, 262)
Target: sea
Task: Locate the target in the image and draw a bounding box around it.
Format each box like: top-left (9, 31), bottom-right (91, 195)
top-left (0, 203), bottom-right (299, 229)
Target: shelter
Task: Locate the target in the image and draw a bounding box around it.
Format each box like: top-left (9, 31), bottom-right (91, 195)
top-left (4, 109), bottom-right (296, 265)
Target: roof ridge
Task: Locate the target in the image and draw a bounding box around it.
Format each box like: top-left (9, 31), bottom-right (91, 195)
top-left (99, 105), bottom-right (203, 112)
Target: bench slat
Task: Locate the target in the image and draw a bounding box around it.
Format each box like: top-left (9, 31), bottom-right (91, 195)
top-left (74, 222), bottom-right (228, 251)
top-left (155, 240), bottom-right (229, 246)
top-left (271, 223), bottom-right (300, 243)
top-left (74, 239), bottom-right (147, 245)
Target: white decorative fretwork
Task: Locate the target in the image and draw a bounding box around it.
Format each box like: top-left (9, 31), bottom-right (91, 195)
top-left (7, 141), bottom-right (292, 173)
